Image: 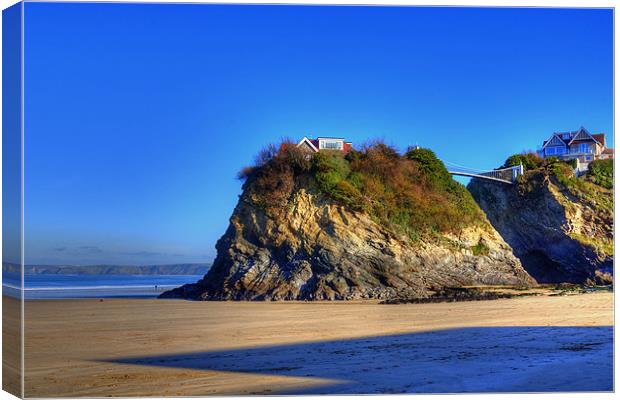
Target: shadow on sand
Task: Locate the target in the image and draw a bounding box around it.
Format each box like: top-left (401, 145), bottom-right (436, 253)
top-left (102, 326), bottom-right (613, 394)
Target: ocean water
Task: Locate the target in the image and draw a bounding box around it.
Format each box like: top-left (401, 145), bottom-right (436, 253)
top-left (2, 273), bottom-right (203, 299)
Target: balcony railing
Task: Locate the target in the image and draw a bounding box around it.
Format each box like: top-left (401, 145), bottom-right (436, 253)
top-left (537, 149), bottom-right (593, 158)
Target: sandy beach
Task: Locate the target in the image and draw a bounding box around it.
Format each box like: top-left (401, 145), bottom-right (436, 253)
top-left (13, 291), bottom-right (613, 396)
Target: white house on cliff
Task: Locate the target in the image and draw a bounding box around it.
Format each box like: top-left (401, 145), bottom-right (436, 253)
top-left (297, 136), bottom-right (353, 153)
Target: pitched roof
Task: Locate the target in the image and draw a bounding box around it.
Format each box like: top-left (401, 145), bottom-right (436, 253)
top-left (541, 134), bottom-right (566, 149)
top-left (567, 127), bottom-right (598, 146)
top-left (297, 136), bottom-right (319, 152)
top-left (592, 134), bottom-right (606, 146)
top-left (554, 130), bottom-right (579, 145)
top-left (603, 148), bottom-right (614, 154)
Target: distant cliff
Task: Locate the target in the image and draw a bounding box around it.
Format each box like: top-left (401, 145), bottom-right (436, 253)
top-left (162, 143), bottom-right (534, 301)
top-left (2, 263), bottom-right (211, 275)
top-left (468, 155), bottom-right (613, 285)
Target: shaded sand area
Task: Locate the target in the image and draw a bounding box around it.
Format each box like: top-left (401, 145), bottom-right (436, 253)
top-left (17, 292), bottom-right (613, 396)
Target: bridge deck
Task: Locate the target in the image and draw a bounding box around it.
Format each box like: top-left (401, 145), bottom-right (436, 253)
top-left (444, 163), bottom-right (522, 184)
top-left (448, 171), bottom-right (513, 184)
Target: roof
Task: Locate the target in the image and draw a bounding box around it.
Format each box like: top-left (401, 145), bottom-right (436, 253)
top-left (541, 134), bottom-right (567, 149)
top-left (592, 134), bottom-right (606, 146)
top-left (567, 127), bottom-right (599, 146)
top-left (603, 148), bottom-right (614, 154)
top-left (297, 137), bottom-right (319, 152)
top-left (542, 127), bottom-right (607, 149)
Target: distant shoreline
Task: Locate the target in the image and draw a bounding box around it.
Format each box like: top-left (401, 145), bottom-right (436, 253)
top-left (3, 273), bottom-right (204, 300)
top-left (2, 262), bottom-right (211, 276)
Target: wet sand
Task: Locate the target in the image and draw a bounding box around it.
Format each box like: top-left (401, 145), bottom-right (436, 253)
top-left (12, 292), bottom-right (614, 396)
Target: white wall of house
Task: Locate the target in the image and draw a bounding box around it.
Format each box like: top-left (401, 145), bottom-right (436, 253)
top-left (318, 138), bottom-right (344, 150)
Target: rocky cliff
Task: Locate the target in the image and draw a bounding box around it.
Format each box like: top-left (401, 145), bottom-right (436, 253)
top-left (468, 159), bottom-right (613, 285)
top-left (162, 145), bottom-right (534, 300)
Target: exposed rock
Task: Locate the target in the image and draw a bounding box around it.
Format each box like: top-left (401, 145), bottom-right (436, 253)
top-left (162, 180), bottom-right (534, 301)
top-left (468, 170), bottom-right (613, 284)
top-left (380, 287), bottom-right (530, 304)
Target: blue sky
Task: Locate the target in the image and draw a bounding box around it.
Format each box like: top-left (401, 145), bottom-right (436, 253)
top-left (23, 4), bottom-right (613, 265)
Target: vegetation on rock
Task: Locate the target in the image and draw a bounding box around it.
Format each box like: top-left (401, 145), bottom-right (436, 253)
top-left (502, 152), bottom-right (543, 171)
top-left (502, 152), bottom-right (613, 214)
top-left (239, 140), bottom-right (486, 242)
top-left (470, 240), bottom-right (490, 256)
top-left (512, 153), bottom-right (613, 257)
top-left (469, 152), bottom-right (613, 285)
top-left (586, 159), bottom-right (613, 190)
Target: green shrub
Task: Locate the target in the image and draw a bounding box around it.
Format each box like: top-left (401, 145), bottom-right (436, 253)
top-left (587, 159), bottom-right (613, 189)
top-left (405, 147), bottom-right (452, 190)
top-left (502, 153), bottom-right (542, 171)
top-left (471, 241), bottom-right (490, 256)
top-left (547, 158), bottom-right (575, 183)
top-left (346, 172), bottom-right (364, 190)
top-left (331, 180), bottom-right (363, 209)
top-left (565, 158), bottom-right (578, 169)
top-left (313, 151), bottom-right (350, 191)
top-left (313, 151), bottom-right (349, 176)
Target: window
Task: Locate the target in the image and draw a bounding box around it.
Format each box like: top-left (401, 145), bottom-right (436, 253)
top-left (562, 133), bottom-right (570, 140)
top-left (579, 143), bottom-right (590, 154)
top-left (547, 146), bottom-right (566, 156)
top-left (319, 139), bottom-right (343, 150)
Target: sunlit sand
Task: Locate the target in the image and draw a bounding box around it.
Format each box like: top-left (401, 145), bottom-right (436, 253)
top-left (13, 292), bottom-right (613, 396)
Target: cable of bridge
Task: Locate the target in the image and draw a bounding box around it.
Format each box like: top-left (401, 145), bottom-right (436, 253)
top-left (442, 161), bottom-right (488, 172)
top-left (442, 160), bottom-right (516, 173)
top-left (443, 164), bottom-right (489, 174)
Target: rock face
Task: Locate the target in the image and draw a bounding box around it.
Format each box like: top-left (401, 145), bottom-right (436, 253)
top-left (468, 171), bottom-right (613, 284)
top-left (162, 179), bottom-right (534, 301)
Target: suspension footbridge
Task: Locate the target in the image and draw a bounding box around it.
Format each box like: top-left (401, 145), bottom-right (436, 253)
top-left (443, 161), bottom-right (524, 184)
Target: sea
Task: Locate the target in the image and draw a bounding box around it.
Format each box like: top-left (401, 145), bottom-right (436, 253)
top-left (2, 273), bottom-right (203, 299)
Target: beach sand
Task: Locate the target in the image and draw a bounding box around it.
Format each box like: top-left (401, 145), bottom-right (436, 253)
top-left (2, 294), bottom-right (21, 397)
top-left (11, 292), bottom-right (613, 396)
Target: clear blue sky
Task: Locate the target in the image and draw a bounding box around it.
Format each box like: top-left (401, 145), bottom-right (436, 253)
top-left (23, 4), bottom-right (613, 265)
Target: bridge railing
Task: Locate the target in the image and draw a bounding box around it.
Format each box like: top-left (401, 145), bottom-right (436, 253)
top-left (443, 162), bottom-right (523, 184)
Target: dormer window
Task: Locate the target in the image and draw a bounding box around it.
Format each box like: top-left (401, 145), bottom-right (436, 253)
top-left (562, 133), bottom-right (570, 140)
top-left (319, 139), bottom-right (343, 150)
